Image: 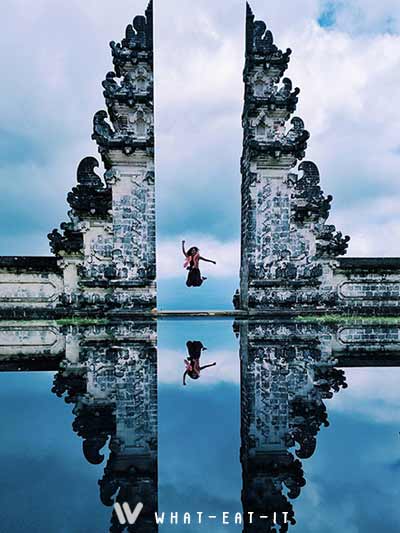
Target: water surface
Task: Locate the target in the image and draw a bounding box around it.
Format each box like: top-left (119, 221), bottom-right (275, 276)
top-left (0, 319), bottom-right (399, 532)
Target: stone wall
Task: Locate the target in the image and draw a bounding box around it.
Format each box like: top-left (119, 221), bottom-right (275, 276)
top-left (0, 257), bottom-right (64, 318)
top-left (0, 318), bottom-right (64, 372)
top-left (332, 258), bottom-right (400, 313)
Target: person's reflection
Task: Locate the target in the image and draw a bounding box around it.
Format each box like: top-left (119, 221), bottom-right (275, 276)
top-left (183, 341), bottom-right (216, 385)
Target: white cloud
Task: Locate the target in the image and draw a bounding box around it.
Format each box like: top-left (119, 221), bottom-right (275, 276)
top-left (330, 367), bottom-right (400, 422)
top-left (334, 197), bottom-right (400, 256)
top-left (329, 0), bottom-right (400, 34)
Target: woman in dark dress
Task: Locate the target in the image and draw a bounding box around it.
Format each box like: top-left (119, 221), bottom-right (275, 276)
top-left (183, 341), bottom-right (217, 385)
top-left (182, 240), bottom-right (216, 287)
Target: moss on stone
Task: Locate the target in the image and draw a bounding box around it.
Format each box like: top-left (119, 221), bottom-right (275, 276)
top-left (297, 314), bottom-right (400, 324)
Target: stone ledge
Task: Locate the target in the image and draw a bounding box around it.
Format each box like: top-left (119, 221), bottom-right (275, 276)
top-left (250, 280), bottom-right (321, 288)
top-left (337, 258), bottom-right (400, 271)
top-left (0, 356), bottom-right (63, 371)
top-left (108, 280), bottom-right (155, 288)
top-left (0, 256), bottom-right (60, 273)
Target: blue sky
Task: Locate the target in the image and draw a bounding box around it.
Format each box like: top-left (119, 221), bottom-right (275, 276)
top-left (318, 2), bottom-right (337, 27)
top-left (2, 0), bottom-right (400, 308)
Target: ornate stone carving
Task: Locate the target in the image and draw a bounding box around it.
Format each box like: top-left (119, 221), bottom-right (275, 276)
top-left (93, 110), bottom-right (115, 143)
top-left (292, 161), bottom-right (332, 223)
top-left (110, 0), bottom-right (153, 76)
top-left (45, 1), bottom-right (156, 312)
top-left (245, 116), bottom-right (309, 161)
top-left (52, 321), bottom-right (158, 531)
top-left (239, 320), bottom-right (348, 531)
top-left (103, 66), bottom-right (153, 108)
top-left (48, 223), bottom-right (83, 256)
top-left (92, 107), bottom-right (154, 164)
top-left (316, 225), bottom-right (350, 258)
top-left (245, 2), bottom-right (292, 74)
top-left (67, 157), bottom-right (112, 219)
top-left (238, 5), bottom-right (352, 311)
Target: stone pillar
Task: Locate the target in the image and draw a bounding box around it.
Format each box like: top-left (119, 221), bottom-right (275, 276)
top-left (52, 320), bottom-right (158, 531)
top-left (238, 319), bottom-right (347, 531)
top-left (237, 4), bottom-right (349, 312)
top-left (48, 1), bottom-right (156, 312)
top-left (96, 0), bottom-right (156, 308)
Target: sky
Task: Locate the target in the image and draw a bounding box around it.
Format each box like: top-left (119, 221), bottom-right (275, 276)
top-left (1, 0), bottom-right (400, 309)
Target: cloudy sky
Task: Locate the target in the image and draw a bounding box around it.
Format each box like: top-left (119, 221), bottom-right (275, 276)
top-left (1, 0), bottom-right (400, 309)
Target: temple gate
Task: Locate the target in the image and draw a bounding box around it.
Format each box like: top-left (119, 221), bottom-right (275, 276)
top-left (236, 3), bottom-right (400, 314)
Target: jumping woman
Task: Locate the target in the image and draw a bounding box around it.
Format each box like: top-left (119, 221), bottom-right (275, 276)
top-left (183, 341), bottom-right (217, 386)
top-left (182, 240), bottom-right (216, 287)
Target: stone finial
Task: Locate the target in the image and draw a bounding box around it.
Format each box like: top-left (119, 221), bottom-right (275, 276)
top-left (76, 157), bottom-right (102, 187)
top-left (48, 224), bottom-right (84, 256)
top-left (293, 161), bottom-right (333, 223)
top-left (316, 226), bottom-right (351, 258)
top-left (245, 1), bottom-right (291, 72)
top-left (91, 2), bottom-right (155, 168)
top-left (91, 106), bottom-right (154, 168)
top-left (110, 0), bottom-right (153, 76)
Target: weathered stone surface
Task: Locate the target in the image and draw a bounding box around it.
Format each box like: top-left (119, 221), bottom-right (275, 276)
top-left (52, 319), bottom-right (158, 531)
top-left (57, 1), bottom-right (156, 312)
top-left (0, 323), bottom-right (65, 360)
top-left (0, 257), bottom-right (64, 315)
top-left (237, 4), bottom-right (399, 314)
top-left (239, 318), bottom-right (346, 531)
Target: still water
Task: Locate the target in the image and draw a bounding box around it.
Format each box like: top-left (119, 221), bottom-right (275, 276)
top-left (0, 318), bottom-right (399, 532)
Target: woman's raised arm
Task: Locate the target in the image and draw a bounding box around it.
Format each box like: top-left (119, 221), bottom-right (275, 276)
top-left (199, 362), bottom-right (217, 371)
top-left (199, 256), bottom-right (216, 264)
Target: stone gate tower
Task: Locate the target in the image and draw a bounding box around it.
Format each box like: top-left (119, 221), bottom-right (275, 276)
top-left (237, 4), bottom-right (350, 311)
top-left (237, 320), bottom-right (350, 531)
top-left (0, 3), bottom-right (157, 316)
top-left (48, 1), bottom-right (156, 311)
top-left (236, 4), bottom-right (400, 315)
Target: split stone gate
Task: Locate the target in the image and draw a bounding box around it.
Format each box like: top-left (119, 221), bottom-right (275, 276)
top-left (0, 1), bottom-right (399, 317)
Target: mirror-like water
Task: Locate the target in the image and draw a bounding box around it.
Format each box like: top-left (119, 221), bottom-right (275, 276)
top-left (0, 319), bottom-right (399, 532)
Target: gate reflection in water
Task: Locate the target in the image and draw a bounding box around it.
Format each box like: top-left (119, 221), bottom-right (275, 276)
top-left (0, 319), bottom-right (399, 532)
